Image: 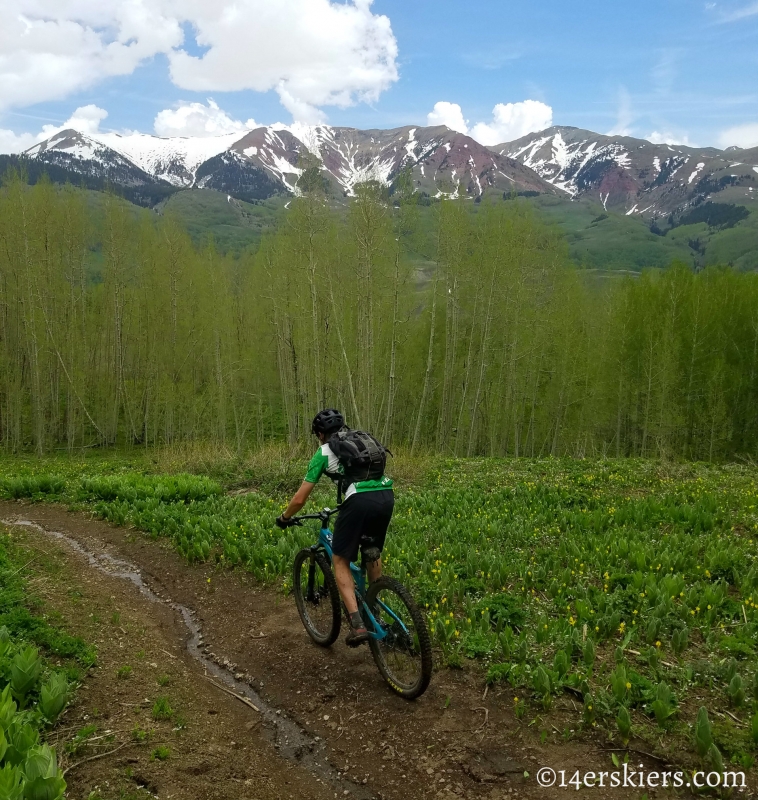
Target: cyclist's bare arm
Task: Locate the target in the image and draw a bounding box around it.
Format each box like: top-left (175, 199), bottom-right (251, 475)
top-left (282, 481), bottom-right (316, 519)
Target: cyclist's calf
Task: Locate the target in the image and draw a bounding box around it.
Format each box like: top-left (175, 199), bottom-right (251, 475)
top-left (361, 546), bottom-right (383, 583)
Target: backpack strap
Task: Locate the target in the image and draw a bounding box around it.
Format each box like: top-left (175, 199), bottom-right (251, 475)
top-left (324, 468), bottom-right (346, 504)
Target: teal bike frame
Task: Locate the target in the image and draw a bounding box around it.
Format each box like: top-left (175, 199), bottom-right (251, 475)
top-left (294, 507), bottom-right (409, 641)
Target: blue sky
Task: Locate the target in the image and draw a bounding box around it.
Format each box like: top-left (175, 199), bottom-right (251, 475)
top-left (1, 0), bottom-right (757, 152)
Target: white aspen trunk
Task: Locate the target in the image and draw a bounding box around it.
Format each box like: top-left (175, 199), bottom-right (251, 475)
top-left (382, 252), bottom-right (400, 444)
top-left (411, 267), bottom-right (439, 453)
top-left (328, 273), bottom-right (361, 427)
top-left (466, 266), bottom-right (497, 457)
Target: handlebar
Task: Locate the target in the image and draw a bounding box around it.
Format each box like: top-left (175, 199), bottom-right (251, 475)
top-left (288, 506), bottom-right (341, 525)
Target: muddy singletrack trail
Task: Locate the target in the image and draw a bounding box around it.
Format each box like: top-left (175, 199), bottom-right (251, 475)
top-left (1, 501), bottom-right (706, 800)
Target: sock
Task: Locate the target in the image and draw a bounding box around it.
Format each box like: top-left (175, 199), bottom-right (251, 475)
top-left (349, 611), bottom-right (364, 629)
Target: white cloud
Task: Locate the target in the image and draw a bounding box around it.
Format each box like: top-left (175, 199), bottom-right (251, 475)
top-left (718, 1), bottom-right (758, 21)
top-left (0, 104), bottom-right (109, 154)
top-left (0, 1), bottom-right (398, 123)
top-left (426, 102), bottom-right (469, 134)
top-left (717, 122), bottom-right (758, 149)
top-left (0, 2), bottom-right (183, 112)
top-left (0, 128), bottom-right (40, 154)
top-left (54, 104), bottom-right (109, 136)
top-left (607, 87), bottom-right (634, 137)
top-left (168, 0), bottom-right (398, 123)
top-left (470, 101), bottom-right (553, 145)
top-left (154, 99), bottom-right (256, 137)
top-left (276, 86), bottom-right (328, 126)
top-left (650, 50), bottom-right (680, 95)
top-left (648, 130), bottom-right (697, 147)
top-left (427, 100), bottom-right (553, 145)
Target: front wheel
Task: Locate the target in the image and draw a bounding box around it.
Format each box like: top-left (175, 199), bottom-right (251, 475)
top-left (293, 548), bottom-right (341, 646)
top-left (366, 576), bottom-right (432, 700)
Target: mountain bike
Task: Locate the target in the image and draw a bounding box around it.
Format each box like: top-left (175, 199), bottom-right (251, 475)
top-left (290, 507), bottom-right (432, 700)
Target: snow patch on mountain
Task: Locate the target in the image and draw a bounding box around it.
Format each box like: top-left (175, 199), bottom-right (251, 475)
top-left (688, 162), bottom-right (706, 184)
top-left (27, 131), bottom-right (102, 161)
top-left (338, 152), bottom-right (395, 193)
top-left (501, 131), bottom-right (635, 197)
top-left (405, 128), bottom-right (417, 159)
top-left (271, 123), bottom-right (337, 159)
top-left (257, 147), bottom-right (303, 190)
top-left (93, 131), bottom-right (245, 186)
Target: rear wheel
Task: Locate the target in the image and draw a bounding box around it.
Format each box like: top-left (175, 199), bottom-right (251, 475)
top-left (293, 548), bottom-right (341, 646)
top-left (366, 576), bottom-right (432, 700)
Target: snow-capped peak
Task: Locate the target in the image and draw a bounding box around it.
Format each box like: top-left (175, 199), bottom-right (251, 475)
top-left (22, 122), bottom-right (553, 203)
top-left (93, 130), bottom-right (246, 186)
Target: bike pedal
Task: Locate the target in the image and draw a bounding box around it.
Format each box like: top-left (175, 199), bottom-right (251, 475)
top-left (345, 629), bottom-right (369, 647)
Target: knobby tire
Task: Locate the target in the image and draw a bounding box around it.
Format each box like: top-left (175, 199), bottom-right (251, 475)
top-left (293, 548), bottom-right (341, 646)
top-left (366, 576), bottom-right (432, 700)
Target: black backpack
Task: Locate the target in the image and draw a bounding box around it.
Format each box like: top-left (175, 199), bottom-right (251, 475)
top-left (328, 429), bottom-right (390, 487)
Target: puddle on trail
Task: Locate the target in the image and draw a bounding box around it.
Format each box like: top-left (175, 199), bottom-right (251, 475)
top-left (3, 517), bottom-right (374, 800)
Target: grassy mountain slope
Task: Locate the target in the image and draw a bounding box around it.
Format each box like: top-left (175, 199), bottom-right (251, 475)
top-left (151, 188), bottom-right (758, 270)
top-left (527, 195), bottom-right (694, 270)
top-left (7, 170), bottom-right (755, 270)
top-left (683, 210), bottom-right (758, 271)
top-left (156, 189), bottom-right (286, 253)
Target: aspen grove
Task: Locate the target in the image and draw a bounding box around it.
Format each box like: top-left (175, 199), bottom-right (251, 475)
top-left (1, 170), bottom-right (758, 460)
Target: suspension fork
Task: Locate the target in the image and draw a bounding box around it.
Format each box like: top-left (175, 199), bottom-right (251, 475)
top-left (306, 544), bottom-right (327, 603)
top-left (306, 556), bottom-right (317, 602)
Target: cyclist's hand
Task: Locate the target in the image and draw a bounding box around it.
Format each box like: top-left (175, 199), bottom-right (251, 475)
top-left (275, 514), bottom-right (296, 529)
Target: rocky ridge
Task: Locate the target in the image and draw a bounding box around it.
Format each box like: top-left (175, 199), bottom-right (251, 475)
top-left (17, 124), bottom-right (758, 217)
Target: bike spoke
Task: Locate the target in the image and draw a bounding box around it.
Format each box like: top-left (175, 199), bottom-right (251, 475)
top-left (371, 588), bottom-right (423, 689)
top-left (298, 557), bottom-right (333, 636)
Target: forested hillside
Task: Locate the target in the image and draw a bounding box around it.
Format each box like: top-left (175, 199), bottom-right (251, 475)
top-left (1, 171), bottom-right (757, 460)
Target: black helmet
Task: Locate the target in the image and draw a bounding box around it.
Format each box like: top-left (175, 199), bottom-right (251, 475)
top-left (311, 408), bottom-right (344, 436)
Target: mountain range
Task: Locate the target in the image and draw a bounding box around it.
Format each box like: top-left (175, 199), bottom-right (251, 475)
top-left (13, 123), bottom-right (758, 220)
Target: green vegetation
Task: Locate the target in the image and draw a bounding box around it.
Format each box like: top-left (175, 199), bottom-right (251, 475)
top-left (2, 174), bottom-right (758, 461)
top-left (699, 208), bottom-right (758, 271)
top-left (2, 452), bottom-right (758, 761)
top-left (150, 746), bottom-right (170, 762)
top-left (678, 201), bottom-right (750, 230)
top-left (151, 697), bottom-right (173, 721)
top-left (156, 189), bottom-right (285, 253)
top-left (66, 724), bottom-right (98, 757)
top-left (0, 525), bottom-right (96, 799)
top-left (529, 195), bottom-right (694, 270)
top-left (528, 194), bottom-right (758, 272)
top-left (2, 162), bottom-right (758, 767)
top-left (131, 727), bottom-right (151, 743)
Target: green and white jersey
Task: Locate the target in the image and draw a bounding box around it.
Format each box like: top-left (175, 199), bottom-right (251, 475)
top-left (304, 443), bottom-right (393, 500)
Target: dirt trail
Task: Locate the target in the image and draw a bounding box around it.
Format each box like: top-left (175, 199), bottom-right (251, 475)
top-left (1, 501), bottom-right (698, 800)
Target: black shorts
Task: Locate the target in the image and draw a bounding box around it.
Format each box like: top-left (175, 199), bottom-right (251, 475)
top-left (332, 489), bottom-right (394, 563)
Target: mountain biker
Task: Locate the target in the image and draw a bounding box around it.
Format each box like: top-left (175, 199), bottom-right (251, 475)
top-left (275, 409), bottom-right (394, 647)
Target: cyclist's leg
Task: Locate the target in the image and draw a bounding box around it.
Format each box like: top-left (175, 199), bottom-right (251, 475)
top-left (332, 497), bottom-right (365, 616)
top-left (333, 502), bottom-right (370, 646)
top-left (366, 556), bottom-right (382, 584)
top-left (332, 555), bottom-right (359, 614)
top-left (360, 489), bottom-right (394, 585)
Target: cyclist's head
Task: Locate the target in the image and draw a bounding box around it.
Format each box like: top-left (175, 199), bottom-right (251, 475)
top-left (311, 408), bottom-right (344, 438)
